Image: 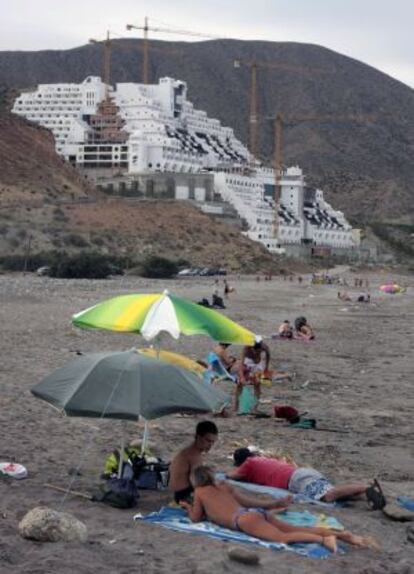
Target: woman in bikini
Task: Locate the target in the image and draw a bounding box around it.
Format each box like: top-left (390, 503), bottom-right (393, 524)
top-left (180, 466), bottom-right (378, 554)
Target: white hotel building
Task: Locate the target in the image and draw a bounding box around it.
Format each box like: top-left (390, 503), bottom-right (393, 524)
top-left (13, 76), bottom-right (355, 255)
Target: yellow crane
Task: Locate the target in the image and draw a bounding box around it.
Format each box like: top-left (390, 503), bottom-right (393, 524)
top-left (126, 16), bottom-right (221, 84)
top-left (234, 59), bottom-right (325, 159)
top-left (89, 31), bottom-right (112, 97)
top-left (272, 113), bottom-right (376, 185)
top-left (269, 113), bottom-right (376, 238)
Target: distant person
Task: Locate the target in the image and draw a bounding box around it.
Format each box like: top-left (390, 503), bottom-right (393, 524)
top-left (169, 421), bottom-right (218, 504)
top-left (213, 279), bottom-right (220, 298)
top-left (338, 291), bottom-right (352, 302)
top-left (294, 316), bottom-right (315, 340)
top-left (213, 342), bottom-right (238, 372)
top-left (212, 293), bottom-right (226, 309)
top-left (228, 449), bottom-right (376, 504)
top-left (223, 279), bottom-right (235, 299)
top-left (278, 320), bottom-right (293, 339)
top-left (223, 279), bottom-right (231, 298)
top-left (357, 293), bottom-right (371, 303)
top-left (181, 466), bottom-right (378, 552)
top-left (236, 337), bottom-right (271, 411)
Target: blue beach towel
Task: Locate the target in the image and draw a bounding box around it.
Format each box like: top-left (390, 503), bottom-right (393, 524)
top-left (398, 496), bottom-right (414, 512)
top-left (138, 507), bottom-right (344, 559)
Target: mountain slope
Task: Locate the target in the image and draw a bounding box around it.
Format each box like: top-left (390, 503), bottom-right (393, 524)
top-left (0, 102), bottom-right (284, 271)
top-left (1, 39), bottom-right (413, 221)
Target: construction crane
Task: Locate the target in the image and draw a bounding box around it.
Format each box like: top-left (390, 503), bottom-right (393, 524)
top-left (126, 16), bottom-right (221, 84)
top-left (272, 113), bottom-right (376, 183)
top-left (234, 59), bottom-right (325, 159)
top-left (89, 31), bottom-right (112, 97)
top-left (269, 113), bottom-right (376, 238)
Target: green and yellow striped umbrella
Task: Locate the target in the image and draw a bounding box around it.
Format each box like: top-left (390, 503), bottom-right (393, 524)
top-left (72, 290), bottom-right (256, 345)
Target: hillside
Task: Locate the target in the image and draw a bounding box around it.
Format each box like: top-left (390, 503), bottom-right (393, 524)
top-left (0, 101), bottom-right (287, 272)
top-left (0, 91), bottom-right (91, 205)
top-left (1, 39), bottom-right (414, 221)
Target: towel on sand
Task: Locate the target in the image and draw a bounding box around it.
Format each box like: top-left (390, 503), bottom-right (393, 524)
top-left (138, 507), bottom-right (344, 558)
top-left (217, 474), bottom-right (336, 507)
top-left (398, 497), bottom-right (414, 512)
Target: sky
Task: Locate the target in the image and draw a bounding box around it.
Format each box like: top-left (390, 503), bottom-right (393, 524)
top-left (1, 0), bottom-right (413, 88)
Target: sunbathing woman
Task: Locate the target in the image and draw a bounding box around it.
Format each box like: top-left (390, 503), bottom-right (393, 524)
top-left (180, 466), bottom-right (378, 554)
top-left (294, 316), bottom-right (315, 340)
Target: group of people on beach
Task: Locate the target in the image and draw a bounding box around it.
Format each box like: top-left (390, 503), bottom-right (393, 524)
top-left (277, 317), bottom-right (315, 340)
top-left (169, 421), bottom-right (379, 553)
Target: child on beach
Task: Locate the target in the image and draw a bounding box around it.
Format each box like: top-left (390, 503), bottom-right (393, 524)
top-left (278, 320), bottom-right (294, 339)
top-left (180, 466), bottom-right (378, 553)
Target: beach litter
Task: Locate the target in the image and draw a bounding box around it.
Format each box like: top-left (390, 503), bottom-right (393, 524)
top-left (0, 462), bottom-right (27, 479)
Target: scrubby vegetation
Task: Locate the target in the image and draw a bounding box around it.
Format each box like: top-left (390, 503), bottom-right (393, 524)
top-left (370, 222), bottom-right (414, 260)
top-left (0, 251), bottom-right (129, 279)
top-left (140, 256), bottom-right (179, 279)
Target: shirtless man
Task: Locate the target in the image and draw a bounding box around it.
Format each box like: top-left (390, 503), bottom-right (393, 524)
top-left (181, 466), bottom-right (378, 553)
top-left (278, 320), bottom-right (293, 339)
top-left (169, 421), bottom-right (218, 503)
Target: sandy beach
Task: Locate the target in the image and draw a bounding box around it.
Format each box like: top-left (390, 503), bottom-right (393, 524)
top-left (0, 269), bottom-right (413, 574)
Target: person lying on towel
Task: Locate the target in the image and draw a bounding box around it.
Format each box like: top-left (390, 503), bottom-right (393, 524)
top-left (227, 449), bottom-right (372, 504)
top-left (180, 466), bottom-right (378, 553)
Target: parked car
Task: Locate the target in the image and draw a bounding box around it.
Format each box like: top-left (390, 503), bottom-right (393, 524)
top-left (36, 266), bottom-right (51, 277)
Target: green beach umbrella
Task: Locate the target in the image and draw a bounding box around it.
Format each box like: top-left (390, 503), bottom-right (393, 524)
top-left (32, 350), bottom-right (229, 476)
top-left (72, 290), bottom-right (255, 345)
top-left (31, 350), bottom-right (229, 421)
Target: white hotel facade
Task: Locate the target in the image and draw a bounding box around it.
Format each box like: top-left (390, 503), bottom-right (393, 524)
top-left (13, 76), bottom-right (356, 255)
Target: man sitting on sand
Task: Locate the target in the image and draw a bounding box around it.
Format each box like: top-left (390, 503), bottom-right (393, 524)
top-left (180, 466), bottom-right (377, 553)
top-left (227, 448), bottom-right (372, 503)
top-left (169, 421), bottom-right (218, 503)
top-left (278, 320), bottom-right (294, 339)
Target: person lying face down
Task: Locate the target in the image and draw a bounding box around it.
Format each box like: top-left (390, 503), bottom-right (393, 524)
top-left (169, 421), bottom-right (218, 504)
top-left (179, 466), bottom-right (378, 553)
top-left (227, 449), bottom-right (371, 504)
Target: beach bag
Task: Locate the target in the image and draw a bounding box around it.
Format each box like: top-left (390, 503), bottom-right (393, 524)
top-left (125, 451), bottom-right (170, 490)
top-left (274, 405), bottom-right (300, 422)
top-left (238, 386), bottom-right (257, 414)
top-left (94, 478), bottom-right (139, 509)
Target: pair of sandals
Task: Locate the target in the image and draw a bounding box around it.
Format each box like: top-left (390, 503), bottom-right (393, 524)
top-left (366, 479), bottom-right (387, 510)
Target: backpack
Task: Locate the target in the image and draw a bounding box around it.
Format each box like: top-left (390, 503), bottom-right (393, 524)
top-left (93, 477), bottom-right (139, 509)
top-left (126, 450), bottom-right (170, 490)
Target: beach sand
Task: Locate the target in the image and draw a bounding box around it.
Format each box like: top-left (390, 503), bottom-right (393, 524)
top-left (0, 270), bottom-right (413, 573)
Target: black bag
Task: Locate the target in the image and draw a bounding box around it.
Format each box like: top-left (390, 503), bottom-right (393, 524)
top-left (93, 477), bottom-right (139, 509)
top-left (124, 450), bottom-right (170, 490)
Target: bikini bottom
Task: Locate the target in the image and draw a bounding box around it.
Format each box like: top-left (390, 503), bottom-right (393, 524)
top-left (232, 507), bottom-right (268, 531)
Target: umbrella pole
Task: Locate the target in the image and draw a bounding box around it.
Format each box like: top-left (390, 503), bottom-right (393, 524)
top-left (118, 421), bottom-right (126, 478)
top-left (141, 420), bottom-right (148, 455)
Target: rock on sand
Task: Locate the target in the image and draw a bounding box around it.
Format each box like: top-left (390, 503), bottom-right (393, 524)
top-left (18, 506), bottom-right (87, 543)
top-left (227, 546), bottom-right (260, 565)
